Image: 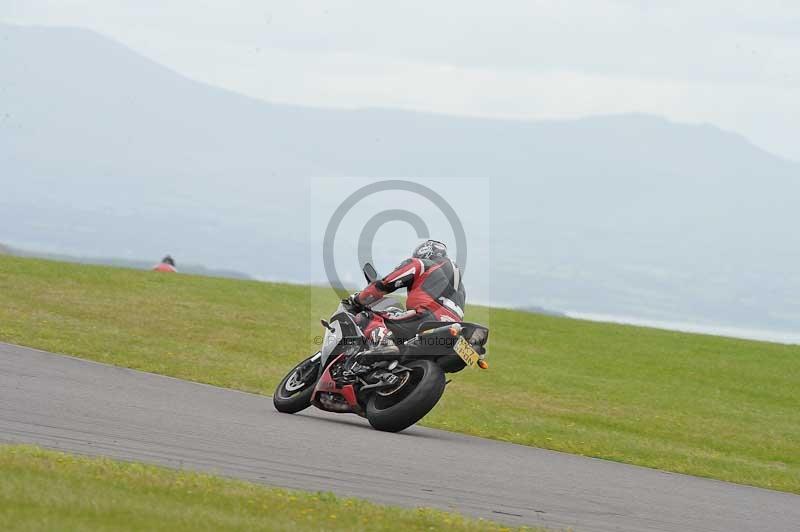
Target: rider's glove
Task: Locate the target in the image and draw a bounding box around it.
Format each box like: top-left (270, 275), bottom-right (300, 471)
top-left (342, 292), bottom-right (362, 309)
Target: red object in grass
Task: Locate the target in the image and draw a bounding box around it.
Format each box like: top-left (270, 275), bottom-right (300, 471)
top-left (153, 263), bottom-right (177, 273)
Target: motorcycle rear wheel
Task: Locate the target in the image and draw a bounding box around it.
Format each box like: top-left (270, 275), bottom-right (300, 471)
top-left (366, 359), bottom-right (445, 432)
top-left (273, 354), bottom-right (319, 414)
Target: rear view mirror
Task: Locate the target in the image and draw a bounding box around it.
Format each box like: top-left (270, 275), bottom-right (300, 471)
top-left (363, 262), bottom-right (379, 283)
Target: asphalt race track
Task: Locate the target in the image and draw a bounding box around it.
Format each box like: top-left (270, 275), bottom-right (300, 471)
top-left (1, 342), bottom-right (798, 531)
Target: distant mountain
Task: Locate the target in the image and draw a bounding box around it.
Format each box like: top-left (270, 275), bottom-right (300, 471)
top-left (2, 24), bottom-right (798, 331)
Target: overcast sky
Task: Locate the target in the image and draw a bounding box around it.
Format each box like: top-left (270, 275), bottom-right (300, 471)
top-left (5, 1), bottom-right (800, 161)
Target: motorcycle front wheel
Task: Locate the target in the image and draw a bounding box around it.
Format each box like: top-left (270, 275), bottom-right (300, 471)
top-left (273, 353), bottom-right (320, 414)
top-left (365, 359), bottom-right (445, 432)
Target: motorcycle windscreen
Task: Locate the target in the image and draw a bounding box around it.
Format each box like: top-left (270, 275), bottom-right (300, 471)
top-left (320, 321), bottom-right (343, 368)
top-left (320, 312), bottom-right (363, 368)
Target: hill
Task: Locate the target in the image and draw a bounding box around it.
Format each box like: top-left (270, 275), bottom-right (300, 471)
top-left (0, 254), bottom-right (798, 494)
top-left (1, 23), bottom-right (799, 330)
top-left (0, 242), bottom-right (252, 280)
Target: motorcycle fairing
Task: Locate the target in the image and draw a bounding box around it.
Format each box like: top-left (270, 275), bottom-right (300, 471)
top-left (319, 306), bottom-right (364, 370)
top-left (311, 353), bottom-right (362, 415)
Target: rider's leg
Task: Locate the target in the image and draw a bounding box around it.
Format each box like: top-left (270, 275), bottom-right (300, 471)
top-left (352, 311), bottom-right (399, 361)
top-left (383, 312), bottom-right (432, 345)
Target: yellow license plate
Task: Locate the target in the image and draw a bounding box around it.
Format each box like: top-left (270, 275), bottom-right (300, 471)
top-left (454, 336), bottom-right (480, 368)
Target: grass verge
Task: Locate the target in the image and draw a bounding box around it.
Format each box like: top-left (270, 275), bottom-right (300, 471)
top-left (0, 255), bottom-right (798, 493)
top-left (0, 445), bottom-right (535, 531)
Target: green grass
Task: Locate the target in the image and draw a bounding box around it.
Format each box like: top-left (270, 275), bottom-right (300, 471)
top-left (0, 445), bottom-right (535, 531)
top-left (1, 255), bottom-right (799, 493)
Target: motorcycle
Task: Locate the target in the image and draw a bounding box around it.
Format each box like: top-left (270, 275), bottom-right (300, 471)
top-left (273, 263), bottom-right (490, 432)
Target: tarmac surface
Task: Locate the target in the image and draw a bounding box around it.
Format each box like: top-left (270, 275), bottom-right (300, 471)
top-left (2, 342), bottom-right (798, 531)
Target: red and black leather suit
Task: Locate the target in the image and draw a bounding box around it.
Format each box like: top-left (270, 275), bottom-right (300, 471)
top-left (354, 257), bottom-right (466, 346)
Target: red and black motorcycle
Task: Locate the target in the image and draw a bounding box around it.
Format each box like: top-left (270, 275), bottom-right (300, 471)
top-left (273, 263), bottom-right (490, 432)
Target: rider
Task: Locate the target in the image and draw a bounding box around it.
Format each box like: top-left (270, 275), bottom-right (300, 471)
top-left (153, 255), bottom-right (177, 273)
top-left (345, 239), bottom-right (466, 359)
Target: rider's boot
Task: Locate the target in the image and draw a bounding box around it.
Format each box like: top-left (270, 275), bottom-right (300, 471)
top-left (360, 328), bottom-right (400, 361)
top-left (343, 327), bottom-right (400, 378)
top-left (344, 330), bottom-right (398, 376)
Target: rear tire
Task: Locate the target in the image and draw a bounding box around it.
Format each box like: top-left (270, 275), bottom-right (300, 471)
top-left (273, 355), bottom-right (319, 414)
top-left (366, 359), bottom-right (445, 432)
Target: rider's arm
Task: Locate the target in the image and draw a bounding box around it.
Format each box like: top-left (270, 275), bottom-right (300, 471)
top-left (355, 258), bottom-right (423, 306)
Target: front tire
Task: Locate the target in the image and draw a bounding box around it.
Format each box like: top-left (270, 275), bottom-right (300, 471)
top-left (273, 354), bottom-right (319, 414)
top-left (366, 359), bottom-right (445, 432)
